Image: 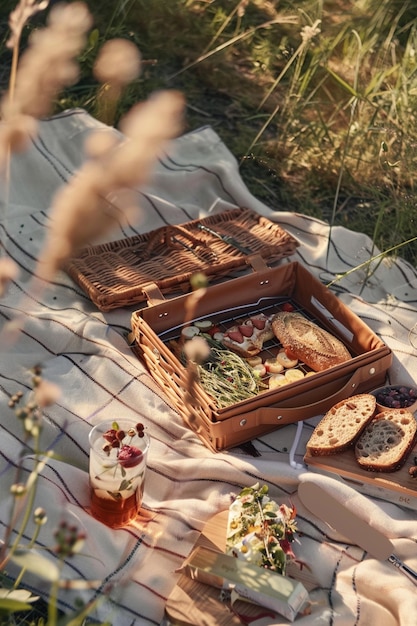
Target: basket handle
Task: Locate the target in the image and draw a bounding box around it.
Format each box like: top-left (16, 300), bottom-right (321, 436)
top-left (225, 361), bottom-right (388, 433)
top-left (142, 224), bottom-right (215, 260)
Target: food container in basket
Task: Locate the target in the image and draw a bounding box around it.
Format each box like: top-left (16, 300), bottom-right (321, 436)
top-left (130, 260), bottom-right (392, 452)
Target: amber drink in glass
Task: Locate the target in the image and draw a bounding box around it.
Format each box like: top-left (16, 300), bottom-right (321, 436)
top-left (88, 419), bottom-right (149, 528)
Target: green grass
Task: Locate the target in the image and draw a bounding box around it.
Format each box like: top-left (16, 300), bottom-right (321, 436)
top-left (1, 0), bottom-right (417, 266)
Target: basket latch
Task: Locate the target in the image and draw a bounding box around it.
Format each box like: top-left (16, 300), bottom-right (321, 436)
top-left (142, 282), bottom-right (165, 307)
top-left (247, 254), bottom-right (269, 272)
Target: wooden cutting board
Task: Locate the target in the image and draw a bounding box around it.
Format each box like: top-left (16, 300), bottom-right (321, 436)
top-left (164, 510), bottom-right (318, 626)
top-left (304, 443), bottom-right (417, 510)
top-left (164, 511), bottom-right (250, 626)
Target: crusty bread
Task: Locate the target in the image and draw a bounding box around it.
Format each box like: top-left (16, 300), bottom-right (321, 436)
top-left (271, 311), bottom-right (351, 372)
top-left (306, 394), bottom-right (376, 456)
top-left (354, 410), bottom-right (417, 472)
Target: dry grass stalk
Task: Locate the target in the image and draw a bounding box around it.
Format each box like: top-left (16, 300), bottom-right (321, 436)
top-left (0, 0), bottom-right (185, 349)
top-left (0, 2), bottom-right (92, 171)
top-left (35, 89), bottom-right (185, 285)
top-left (94, 38), bottom-right (142, 125)
top-left (180, 274), bottom-right (209, 428)
top-left (6, 0), bottom-right (50, 109)
top-left (0, 1), bottom-right (187, 619)
top-left (0, 257), bottom-right (19, 297)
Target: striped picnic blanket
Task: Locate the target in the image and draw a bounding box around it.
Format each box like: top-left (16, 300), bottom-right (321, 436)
top-left (2, 108), bottom-right (417, 625)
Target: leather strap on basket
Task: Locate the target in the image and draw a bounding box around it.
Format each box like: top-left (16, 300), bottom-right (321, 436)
top-left (226, 358), bottom-right (391, 431)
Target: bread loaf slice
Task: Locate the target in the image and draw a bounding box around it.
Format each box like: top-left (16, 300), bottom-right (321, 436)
top-left (354, 410), bottom-right (417, 472)
top-left (306, 394), bottom-right (376, 456)
top-left (271, 311), bottom-right (351, 372)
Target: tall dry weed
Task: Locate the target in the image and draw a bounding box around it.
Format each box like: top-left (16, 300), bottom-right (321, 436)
top-left (0, 1), bottom-right (92, 166)
top-left (36, 89), bottom-right (184, 284)
top-left (0, 0), bottom-right (185, 326)
top-left (0, 1), bottom-right (186, 620)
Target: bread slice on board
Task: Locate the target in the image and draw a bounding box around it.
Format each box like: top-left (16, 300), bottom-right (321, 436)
top-left (271, 311), bottom-right (351, 372)
top-left (354, 410), bottom-right (417, 472)
top-left (306, 394), bottom-right (376, 456)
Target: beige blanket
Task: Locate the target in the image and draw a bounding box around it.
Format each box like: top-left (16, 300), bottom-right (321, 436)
top-left (1, 108), bottom-right (417, 625)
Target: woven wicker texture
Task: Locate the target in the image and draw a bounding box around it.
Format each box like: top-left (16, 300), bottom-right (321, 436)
top-left (65, 208), bottom-right (299, 311)
top-left (130, 261), bottom-right (391, 451)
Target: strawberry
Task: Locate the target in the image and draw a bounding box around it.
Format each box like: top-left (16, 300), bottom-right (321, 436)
top-left (225, 329), bottom-right (244, 343)
top-left (238, 324), bottom-right (254, 337)
top-left (208, 325), bottom-right (221, 337)
top-left (282, 302), bottom-right (294, 312)
top-left (251, 316), bottom-right (266, 330)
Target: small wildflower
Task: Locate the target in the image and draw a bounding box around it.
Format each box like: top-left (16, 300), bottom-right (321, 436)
top-left (226, 484), bottom-right (299, 575)
top-left (115, 429), bottom-right (126, 442)
top-left (300, 19), bottom-right (321, 44)
top-left (118, 444), bottom-right (143, 468)
top-left (33, 507), bottom-right (47, 525)
top-left (100, 422), bottom-right (146, 468)
top-left (10, 483), bottom-right (26, 496)
top-left (31, 364), bottom-right (42, 377)
top-left (8, 390), bottom-right (23, 407)
top-left (15, 407), bottom-right (28, 420)
top-left (54, 520), bottom-right (86, 558)
top-left (103, 428), bottom-right (118, 444)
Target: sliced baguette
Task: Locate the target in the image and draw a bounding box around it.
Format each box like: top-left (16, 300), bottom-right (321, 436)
top-left (354, 410), bottom-right (417, 472)
top-left (306, 394), bottom-right (376, 456)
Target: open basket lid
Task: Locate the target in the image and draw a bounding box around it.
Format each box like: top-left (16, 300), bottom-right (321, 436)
top-left (64, 207), bottom-right (299, 311)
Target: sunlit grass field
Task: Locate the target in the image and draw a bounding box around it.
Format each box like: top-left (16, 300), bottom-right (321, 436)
top-left (1, 0), bottom-right (417, 265)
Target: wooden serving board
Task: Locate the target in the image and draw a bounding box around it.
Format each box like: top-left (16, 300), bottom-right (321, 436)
top-left (164, 510), bottom-right (317, 626)
top-left (304, 443), bottom-right (417, 510)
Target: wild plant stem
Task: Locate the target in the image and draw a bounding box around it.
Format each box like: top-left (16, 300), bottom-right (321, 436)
top-left (0, 428), bottom-right (32, 568)
top-left (257, 41), bottom-right (305, 111)
top-left (243, 102), bottom-right (280, 163)
top-left (0, 426), bottom-right (43, 571)
top-left (201, 0), bottom-right (240, 55)
top-left (326, 235), bottom-right (417, 289)
top-left (104, 0), bottom-right (135, 38)
top-left (48, 563), bottom-right (64, 626)
top-left (12, 523), bottom-right (42, 589)
top-left (326, 30), bottom-right (362, 268)
top-left (166, 17), bottom-right (297, 81)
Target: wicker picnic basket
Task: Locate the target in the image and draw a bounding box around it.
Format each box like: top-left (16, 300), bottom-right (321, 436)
top-left (64, 207), bottom-right (391, 451)
top-left (65, 207), bottom-right (299, 311)
top-left (130, 260), bottom-right (392, 452)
